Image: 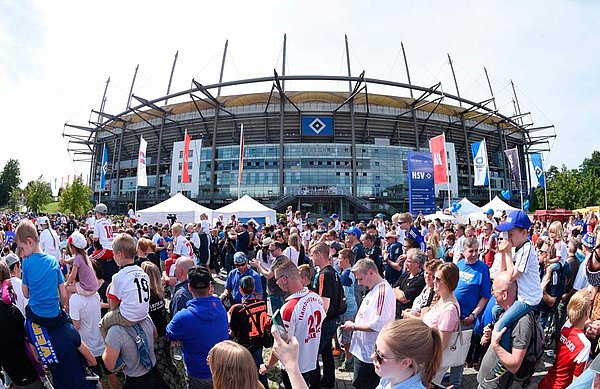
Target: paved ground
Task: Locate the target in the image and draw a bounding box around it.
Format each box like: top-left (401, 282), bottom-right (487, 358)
top-left (214, 270), bottom-right (551, 389)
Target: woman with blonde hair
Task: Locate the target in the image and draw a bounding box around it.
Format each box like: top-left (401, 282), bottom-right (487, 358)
top-left (136, 237), bottom-right (159, 267)
top-left (283, 233), bottom-right (302, 266)
top-left (208, 340), bottom-right (264, 389)
top-left (140, 262), bottom-right (186, 388)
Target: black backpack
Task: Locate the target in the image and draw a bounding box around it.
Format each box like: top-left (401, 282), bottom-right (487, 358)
top-left (335, 271), bottom-right (347, 317)
top-left (514, 311), bottom-right (544, 382)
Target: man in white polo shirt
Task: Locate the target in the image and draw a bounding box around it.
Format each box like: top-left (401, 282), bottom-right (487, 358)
top-left (261, 258), bottom-right (325, 389)
top-left (340, 258), bottom-right (396, 389)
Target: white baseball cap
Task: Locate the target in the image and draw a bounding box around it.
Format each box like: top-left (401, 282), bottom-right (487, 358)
top-left (38, 216), bottom-right (50, 225)
top-left (67, 231), bottom-right (87, 249)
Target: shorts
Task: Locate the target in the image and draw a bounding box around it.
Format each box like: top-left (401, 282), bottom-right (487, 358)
top-left (338, 310), bottom-right (357, 345)
top-left (99, 307), bottom-right (136, 339)
top-left (75, 282), bottom-right (99, 296)
top-left (91, 248), bottom-right (113, 261)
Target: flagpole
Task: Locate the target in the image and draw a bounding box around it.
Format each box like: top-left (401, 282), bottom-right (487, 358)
top-left (487, 153), bottom-right (492, 203)
top-left (542, 154), bottom-right (548, 210)
top-left (238, 124), bottom-right (244, 199)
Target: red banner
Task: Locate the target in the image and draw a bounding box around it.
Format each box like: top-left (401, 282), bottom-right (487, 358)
top-left (429, 134), bottom-right (448, 185)
top-left (182, 132), bottom-right (191, 183)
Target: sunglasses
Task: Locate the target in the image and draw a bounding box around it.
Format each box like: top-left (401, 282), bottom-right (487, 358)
top-left (373, 345), bottom-right (403, 364)
top-left (235, 263), bottom-right (247, 267)
top-left (433, 275), bottom-right (443, 283)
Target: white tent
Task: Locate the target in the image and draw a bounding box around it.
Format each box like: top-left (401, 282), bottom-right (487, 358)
top-left (424, 211), bottom-right (457, 222)
top-left (137, 193), bottom-right (213, 225)
top-left (213, 195), bottom-right (277, 226)
top-left (480, 196), bottom-right (519, 217)
top-left (456, 197), bottom-right (484, 216)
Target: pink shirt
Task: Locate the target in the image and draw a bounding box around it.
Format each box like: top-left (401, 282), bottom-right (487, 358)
top-left (422, 300), bottom-right (461, 332)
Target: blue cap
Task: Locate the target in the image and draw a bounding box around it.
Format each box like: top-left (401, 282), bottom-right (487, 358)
top-left (375, 213), bottom-right (385, 219)
top-left (582, 233), bottom-right (596, 249)
top-left (233, 252), bottom-right (248, 264)
top-left (344, 226), bottom-right (362, 239)
top-left (407, 226), bottom-right (425, 245)
top-left (485, 208), bottom-right (494, 215)
top-left (330, 213), bottom-right (338, 219)
top-left (495, 210), bottom-right (531, 232)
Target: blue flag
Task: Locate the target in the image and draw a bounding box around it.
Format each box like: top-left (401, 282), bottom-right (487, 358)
top-left (471, 140), bottom-right (489, 186)
top-left (531, 153), bottom-right (545, 189)
top-left (100, 144), bottom-right (108, 190)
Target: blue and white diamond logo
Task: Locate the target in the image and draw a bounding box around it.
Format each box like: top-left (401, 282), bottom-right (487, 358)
top-left (309, 118), bottom-right (326, 134)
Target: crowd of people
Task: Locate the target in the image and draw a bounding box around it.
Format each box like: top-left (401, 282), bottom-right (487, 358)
top-left (1, 204), bottom-right (600, 389)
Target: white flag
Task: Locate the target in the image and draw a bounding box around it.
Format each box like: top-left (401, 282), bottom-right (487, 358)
top-left (137, 136), bottom-right (148, 187)
top-left (471, 139), bottom-right (489, 186)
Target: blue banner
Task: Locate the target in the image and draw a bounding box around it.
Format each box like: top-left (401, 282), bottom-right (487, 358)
top-left (530, 153), bottom-right (546, 189)
top-left (100, 144), bottom-right (108, 190)
top-left (408, 152), bottom-right (436, 216)
top-left (301, 116), bottom-right (334, 136)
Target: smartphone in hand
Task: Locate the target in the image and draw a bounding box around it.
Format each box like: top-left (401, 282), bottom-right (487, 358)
top-left (272, 309), bottom-right (289, 342)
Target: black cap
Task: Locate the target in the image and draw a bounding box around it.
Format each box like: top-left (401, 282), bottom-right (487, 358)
top-left (188, 266), bottom-right (214, 289)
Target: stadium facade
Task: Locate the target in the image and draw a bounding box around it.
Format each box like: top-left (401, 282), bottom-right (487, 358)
top-left (65, 39), bottom-right (554, 220)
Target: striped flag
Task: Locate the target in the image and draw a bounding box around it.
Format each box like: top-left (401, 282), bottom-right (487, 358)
top-left (137, 136), bottom-right (148, 186)
top-left (182, 131), bottom-right (191, 183)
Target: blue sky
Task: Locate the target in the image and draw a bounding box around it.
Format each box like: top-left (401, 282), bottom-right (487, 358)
top-left (1, 0), bottom-right (598, 186)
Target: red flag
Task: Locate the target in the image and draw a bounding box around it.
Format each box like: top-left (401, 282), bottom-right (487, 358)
top-left (238, 124), bottom-right (244, 186)
top-left (182, 131), bottom-right (191, 183)
top-left (429, 134), bottom-right (448, 185)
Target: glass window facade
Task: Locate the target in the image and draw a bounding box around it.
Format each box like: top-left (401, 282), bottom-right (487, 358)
top-left (196, 143), bottom-right (412, 198)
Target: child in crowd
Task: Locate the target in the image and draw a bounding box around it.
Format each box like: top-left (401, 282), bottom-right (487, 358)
top-left (492, 210), bottom-right (543, 374)
top-left (538, 289), bottom-right (592, 389)
top-left (16, 219), bottom-right (68, 325)
top-left (99, 233), bottom-right (151, 339)
top-left (65, 231), bottom-right (100, 298)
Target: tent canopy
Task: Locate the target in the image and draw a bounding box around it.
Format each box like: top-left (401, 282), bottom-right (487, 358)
top-left (424, 211), bottom-right (457, 222)
top-left (480, 196), bottom-right (519, 217)
top-left (213, 195), bottom-right (277, 226)
top-left (455, 197), bottom-right (484, 216)
top-left (137, 193), bottom-right (213, 225)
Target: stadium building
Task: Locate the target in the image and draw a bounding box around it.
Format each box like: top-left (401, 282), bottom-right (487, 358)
top-left (65, 38), bottom-right (554, 220)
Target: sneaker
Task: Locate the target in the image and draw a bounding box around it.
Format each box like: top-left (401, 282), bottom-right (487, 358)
top-left (339, 359), bottom-right (354, 372)
top-left (332, 347), bottom-right (342, 357)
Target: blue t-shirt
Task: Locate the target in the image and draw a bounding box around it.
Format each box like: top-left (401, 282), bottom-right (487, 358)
top-left (225, 267), bottom-right (263, 304)
top-left (454, 259), bottom-right (491, 320)
top-left (22, 252), bottom-right (64, 318)
top-left (340, 268), bottom-right (358, 314)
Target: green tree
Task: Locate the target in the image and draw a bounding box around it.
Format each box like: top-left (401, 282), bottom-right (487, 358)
top-left (580, 150), bottom-right (600, 177)
top-left (0, 159), bottom-right (21, 206)
top-left (58, 177), bottom-right (92, 216)
top-left (24, 176), bottom-right (53, 214)
top-left (8, 186), bottom-right (22, 212)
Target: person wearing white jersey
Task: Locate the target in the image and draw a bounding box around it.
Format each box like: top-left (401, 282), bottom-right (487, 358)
top-left (330, 214), bottom-right (341, 233)
top-left (38, 216), bottom-right (61, 261)
top-left (261, 258), bottom-right (325, 389)
top-left (91, 203), bottom-right (119, 282)
top-left (86, 210), bottom-right (96, 230)
top-left (171, 222), bottom-right (195, 261)
top-left (99, 233), bottom-right (151, 339)
top-left (340, 258), bottom-right (396, 389)
top-left (5, 253), bottom-right (28, 315)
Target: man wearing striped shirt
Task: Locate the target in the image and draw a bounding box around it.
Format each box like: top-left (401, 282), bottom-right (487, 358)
top-left (340, 258), bottom-right (396, 389)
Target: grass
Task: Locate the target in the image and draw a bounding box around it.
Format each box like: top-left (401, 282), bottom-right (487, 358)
top-left (43, 201), bottom-right (60, 214)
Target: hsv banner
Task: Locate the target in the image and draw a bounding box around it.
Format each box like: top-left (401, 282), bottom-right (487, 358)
top-left (182, 131), bottom-right (191, 183)
top-left (530, 153), bottom-right (546, 189)
top-left (137, 136), bottom-right (148, 187)
top-left (100, 144), bottom-right (108, 190)
top-left (408, 152), bottom-right (436, 216)
top-left (301, 116), bottom-right (334, 136)
top-left (429, 134), bottom-right (448, 185)
top-left (471, 140), bottom-right (489, 186)
top-left (504, 147), bottom-right (522, 190)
